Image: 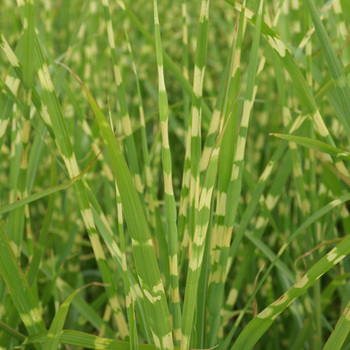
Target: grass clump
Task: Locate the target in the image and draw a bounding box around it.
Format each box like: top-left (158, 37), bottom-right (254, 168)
top-left (1, 0), bottom-right (350, 349)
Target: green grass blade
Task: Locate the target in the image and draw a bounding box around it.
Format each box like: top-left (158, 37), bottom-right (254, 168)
top-left (180, 0), bottom-right (211, 348)
top-left (26, 329), bottom-right (185, 350)
top-left (0, 223), bottom-right (46, 344)
top-left (323, 299), bottom-right (350, 350)
top-left (271, 133), bottom-right (350, 160)
top-left (22, 0), bottom-right (34, 90)
top-left (0, 158), bottom-right (92, 216)
top-left (43, 283), bottom-right (99, 350)
top-left (231, 193), bottom-right (350, 349)
top-left (73, 67), bottom-right (173, 350)
top-left (206, 2), bottom-right (264, 343)
top-left (100, 0), bottom-right (144, 200)
top-left (225, 0), bottom-right (349, 177)
top-left (153, 1), bottom-right (181, 344)
top-left (305, 0), bottom-right (350, 128)
top-left (116, 1), bottom-right (212, 127)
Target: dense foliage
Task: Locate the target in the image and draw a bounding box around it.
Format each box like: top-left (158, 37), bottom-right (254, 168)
top-left (1, 0), bottom-right (350, 349)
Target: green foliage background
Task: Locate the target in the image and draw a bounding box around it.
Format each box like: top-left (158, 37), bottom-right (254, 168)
top-left (1, 0), bottom-right (350, 349)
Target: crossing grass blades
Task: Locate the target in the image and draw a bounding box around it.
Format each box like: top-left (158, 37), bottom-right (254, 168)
top-left (1, 0), bottom-right (350, 349)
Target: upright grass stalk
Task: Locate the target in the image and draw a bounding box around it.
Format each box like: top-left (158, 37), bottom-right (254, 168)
top-left (304, 6), bottom-right (322, 348)
top-left (323, 299), bottom-right (350, 350)
top-left (206, 3), bottom-right (245, 345)
top-left (180, 0), bottom-right (190, 129)
top-left (77, 69), bottom-right (174, 348)
top-left (186, 0), bottom-right (210, 252)
top-left (107, 109), bottom-right (138, 350)
top-left (100, 0), bottom-right (144, 201)
top-left (124, 29), bottom-right (171, 288)
top-left (152, 0), bottom-right (181, 344)
top-left (181, 115), bottom-right (224, 350)
top-left (20, 0), bottom-right (35, 256)
top-left (177, 0), bottom-right (190, 264)
top-left (219, 0), bottom-right (264, 305)
top-left (180, 0), bottom-right (210, 349)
